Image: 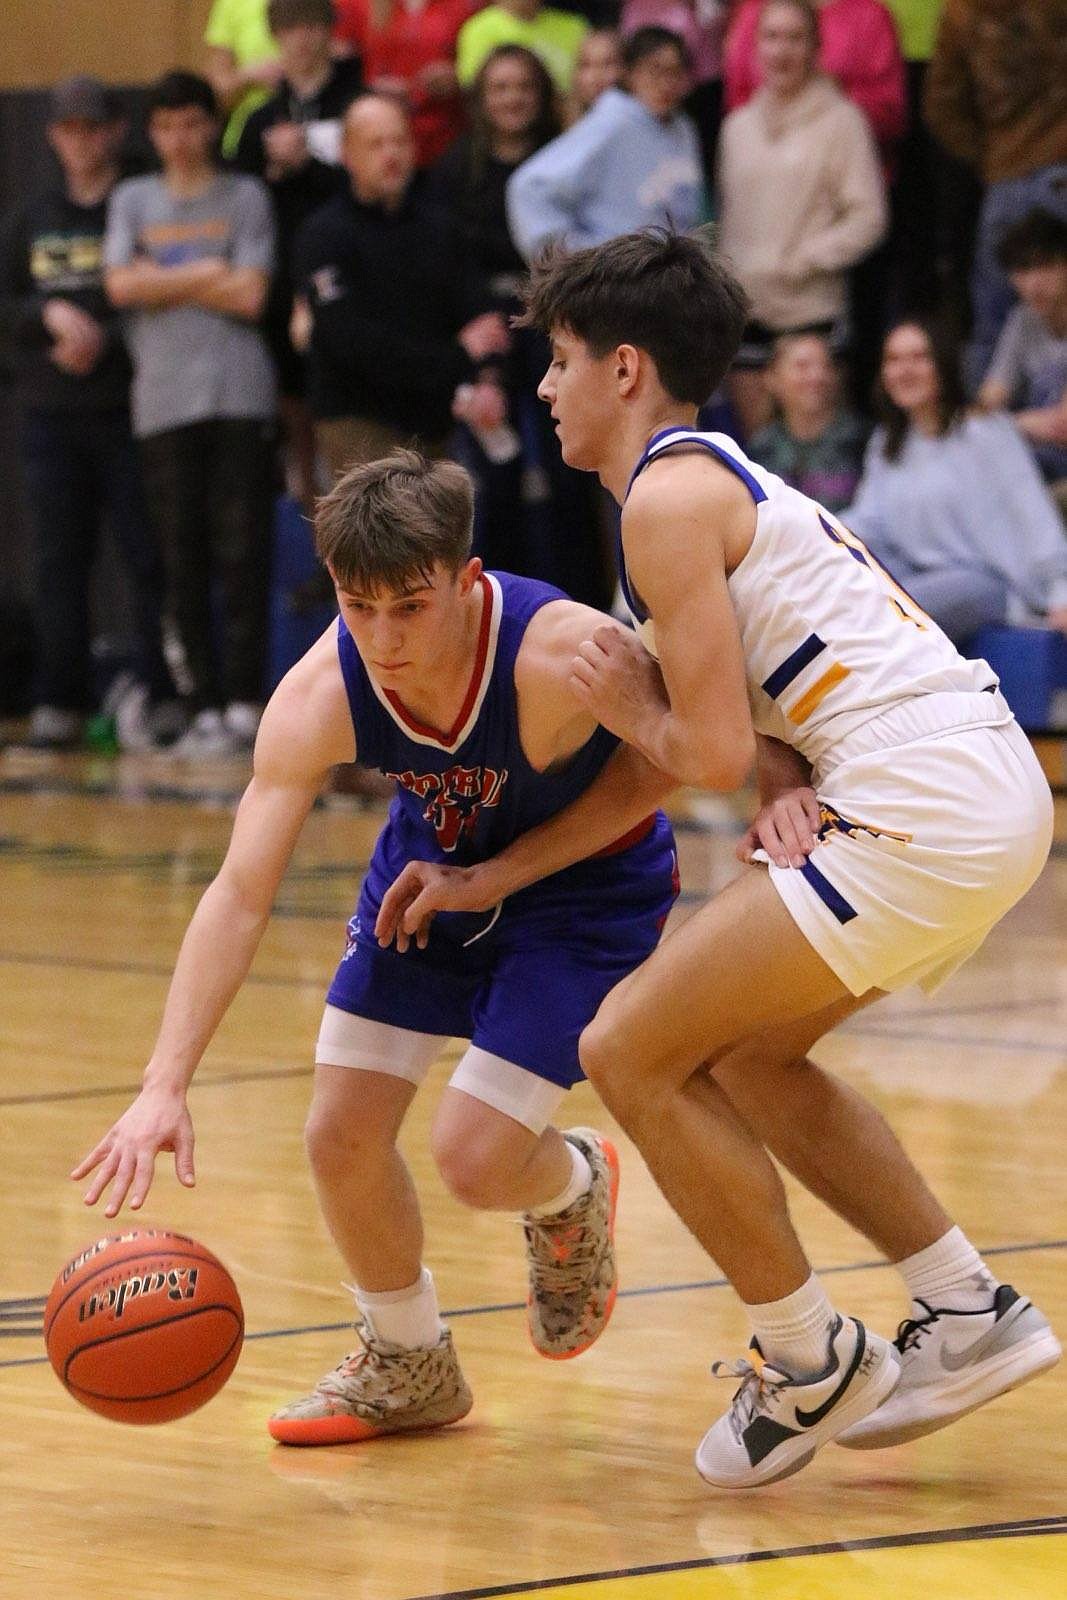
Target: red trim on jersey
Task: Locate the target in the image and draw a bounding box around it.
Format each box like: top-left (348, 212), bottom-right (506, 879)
top-left (591, 814), bottom-right (656, 858)
top-left (382, 573), bottom-right (493, 748)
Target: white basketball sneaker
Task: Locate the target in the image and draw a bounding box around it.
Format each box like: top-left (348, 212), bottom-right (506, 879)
top-left (836, 1284), bottom-right (1061, 1450)
top-left (695, 1315), bottom-right (899, 1489)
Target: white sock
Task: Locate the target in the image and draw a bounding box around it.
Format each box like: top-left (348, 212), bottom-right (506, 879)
top-left (352, 1267), bottom-right (443, 1350)
top-left (526, 1141), bottom-right (593, 1219)
top-left (746, 1273), bottom-right (838, 1378)
top-left (898, 1226), bottom-right (997, 1312)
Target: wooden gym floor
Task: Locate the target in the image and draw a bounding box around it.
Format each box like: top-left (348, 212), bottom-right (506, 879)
top-left (0, 741), bottom-right (1064, 1600)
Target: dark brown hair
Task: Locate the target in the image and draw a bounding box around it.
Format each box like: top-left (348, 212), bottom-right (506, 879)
top-left (267, 0), bottom-right (335, 33)
top-left (996, 208), bottom-right (1067, 272)
top-left (518, 228), bottom-right (749, 406)
top-left (315, 450), bottom-right (474, 593)
top-left (875, 318), bottom-right (968, 463)
top-left (467, 45), bottom-right (559, 180)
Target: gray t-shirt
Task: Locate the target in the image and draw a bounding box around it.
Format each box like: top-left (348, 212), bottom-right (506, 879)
top-left (105, 171), bottom-right (277, 437)
top-left (985, 301), bottom-right (1067, 480)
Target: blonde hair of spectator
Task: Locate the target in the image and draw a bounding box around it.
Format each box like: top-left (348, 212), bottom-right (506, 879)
top-left (315, 450), bottom-right (475, 593)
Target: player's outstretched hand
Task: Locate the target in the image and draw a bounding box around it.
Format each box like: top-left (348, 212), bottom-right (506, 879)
top-left (736, 786), bottom-right (821, 870)
top-left (375, 860), bottom-right (500, 953)
top-left (70, 1086), bottom-right (196, 1219)
top-left (570, 623), bottom-right (667, 742)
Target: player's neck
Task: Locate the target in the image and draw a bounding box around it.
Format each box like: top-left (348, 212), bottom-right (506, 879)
top-left (386, 581), bottom-right (485, 732)
top-left (599, 406), bottom-right (699, 502)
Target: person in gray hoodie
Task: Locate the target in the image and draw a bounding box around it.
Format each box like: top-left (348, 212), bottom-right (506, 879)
top-left (506, 27), bottom-right (704, 261)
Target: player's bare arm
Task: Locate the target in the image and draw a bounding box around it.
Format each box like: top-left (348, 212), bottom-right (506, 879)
top-left (737, 735), bottom-right (821, 869)
top-left (374, 601), bottom-right (678, 949)
top-left (572, 456), bottom-right (757, 790)
top-left (71, 628), bottom-right (355, 1217)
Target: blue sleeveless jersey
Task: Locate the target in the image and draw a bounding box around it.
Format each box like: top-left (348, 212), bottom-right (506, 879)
top-left (328, 570), bottom-right (678, 1084)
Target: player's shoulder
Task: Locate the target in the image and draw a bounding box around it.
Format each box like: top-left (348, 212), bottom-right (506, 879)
top-left (627, 444), bottom-right (757, 520)
top-left (257, 621), bottom-right (354, 774)
top-left (518, 594), bottom-right (610, 672)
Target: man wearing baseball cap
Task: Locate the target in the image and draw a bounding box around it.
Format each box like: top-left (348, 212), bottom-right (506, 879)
top-left (0, 77), bottom-right (177, 748)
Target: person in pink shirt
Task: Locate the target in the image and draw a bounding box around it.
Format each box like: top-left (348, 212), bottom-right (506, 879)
top-left (334, 0), bottom-right (473, 167)
top-left (724, 0), bottom-right (904, 164)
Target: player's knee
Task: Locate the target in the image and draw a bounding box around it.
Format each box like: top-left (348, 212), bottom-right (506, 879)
top-left (578, 999), bottom-right (630, 1102)
top-left (431, 1123), bottom-right (506, 1209)
top-left (304, 1096), bottom-right (387, 1175)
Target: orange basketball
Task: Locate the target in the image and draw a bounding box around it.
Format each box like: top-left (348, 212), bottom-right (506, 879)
top-left (44, 1229), bottom-right (244, 1424)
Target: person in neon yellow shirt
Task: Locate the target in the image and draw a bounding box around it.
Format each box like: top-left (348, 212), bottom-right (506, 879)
top-left (204, 0), bottom-right (284, 157)
top-left (457, 0), bottom-right (588, 95)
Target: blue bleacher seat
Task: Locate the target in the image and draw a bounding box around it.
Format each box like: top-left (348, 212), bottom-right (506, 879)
top-left (971, 625), bottom-right (1067, 732)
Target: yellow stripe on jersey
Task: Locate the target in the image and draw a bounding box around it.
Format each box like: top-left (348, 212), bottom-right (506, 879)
top-left (786, 662), bottom-right (851, 724)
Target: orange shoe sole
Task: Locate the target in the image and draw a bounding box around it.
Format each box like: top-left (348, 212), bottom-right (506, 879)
top-left (268, 1404), bottom-right (471, 1447)
top-left (529, 1134), bottom-right (621, 1362)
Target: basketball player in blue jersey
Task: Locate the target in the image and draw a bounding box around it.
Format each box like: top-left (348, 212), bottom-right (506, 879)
top-left (377, 232), bottom-right (1062, 1488)
top-left (70, 450), bottom-right (680, 1446)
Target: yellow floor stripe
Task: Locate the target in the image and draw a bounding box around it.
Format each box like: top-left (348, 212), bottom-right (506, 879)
top-left (522, 1531), bottom-right (1067, 1599)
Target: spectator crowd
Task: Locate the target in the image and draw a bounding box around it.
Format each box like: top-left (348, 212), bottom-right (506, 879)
top-left (1, 0), bottom-right (1065, 754)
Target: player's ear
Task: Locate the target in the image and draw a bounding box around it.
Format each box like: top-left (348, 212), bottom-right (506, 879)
top-left (457, 556), bottom-right (483, 595)
top-left (615, 344), bottom-right (641, 397)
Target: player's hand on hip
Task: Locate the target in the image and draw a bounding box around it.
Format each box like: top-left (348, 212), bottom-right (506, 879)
top-left (70, 1086), bottom-right (196, 1219)
top-left (569, 623), bottom-right (666, 741)
top-left (375, 861), bottom-right (498, 953)
top-left (737, 786), bottom-right (821, 870)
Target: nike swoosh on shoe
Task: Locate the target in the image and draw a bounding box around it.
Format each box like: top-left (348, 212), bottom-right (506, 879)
top-left (939, 1307), bottom-right (1030, 1371)
top-left (793, 1323), bottom-right (868, 1428)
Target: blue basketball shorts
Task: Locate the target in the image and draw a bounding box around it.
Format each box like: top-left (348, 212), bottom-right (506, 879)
top-left (326, 817), bottom-right (679, 1088)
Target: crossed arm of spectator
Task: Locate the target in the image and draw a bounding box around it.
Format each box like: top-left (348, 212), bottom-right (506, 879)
top-left (978, 378), bottom-right (1067, 453)
top-left (106, 256), bottom-right (268, 321)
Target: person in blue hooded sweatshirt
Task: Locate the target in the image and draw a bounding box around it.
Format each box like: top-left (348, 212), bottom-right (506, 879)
top-left (506, 26), bottom-right (705, 261)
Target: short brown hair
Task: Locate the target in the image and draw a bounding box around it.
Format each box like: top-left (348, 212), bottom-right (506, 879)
top-left (519, 228), bottom-right (748, 406)
top-left (267, 0), bottom-right (335, 34)
top-left (315, 450), bottom-right (474, 593)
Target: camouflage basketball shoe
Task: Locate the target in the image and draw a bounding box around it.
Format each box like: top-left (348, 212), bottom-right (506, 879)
top-left (268, 1324), bottom-right (473, 1446)
top-left (524, 1128), bottom-right (620, 1360)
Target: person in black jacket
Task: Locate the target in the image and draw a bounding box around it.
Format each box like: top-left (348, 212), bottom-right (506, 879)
top-left (0, 77), bottom-right (176, 748)
top-left (292, 93), bottom-right (509, 485)
top-left (234, 0), bottom-right (364, 507)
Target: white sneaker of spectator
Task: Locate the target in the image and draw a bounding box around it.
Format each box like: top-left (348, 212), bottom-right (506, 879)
top-left (167, 708), bottom-right (241, 760)
top-left (224, 702), bottom-right (262, 749)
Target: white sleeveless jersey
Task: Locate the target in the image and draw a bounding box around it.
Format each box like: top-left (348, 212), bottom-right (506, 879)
top-left (620, 428), bottom-right (999, 774)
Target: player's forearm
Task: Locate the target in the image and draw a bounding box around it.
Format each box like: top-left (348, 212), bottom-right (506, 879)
top-left (141, 877), bottom-right (273, 1093)
top-left (755, 735), bottom-right (813, 806)
top-left (628, 702), bottom-right (755, 793)
top-left (471, 745), bottom-right (677, 901)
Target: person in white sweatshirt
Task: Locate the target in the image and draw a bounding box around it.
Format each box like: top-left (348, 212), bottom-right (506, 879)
top-left (506, 26), bottom-right (705, 262)
top-left (717, 0), bottom-right (887, 436)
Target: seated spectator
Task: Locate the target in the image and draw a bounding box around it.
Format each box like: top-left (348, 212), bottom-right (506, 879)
top-left (457, 1), bottom-right (589, 97)
top-left (717, 0), bottom-right (887, 437)
top-left (105, 72), bottom-right (277, 757)
top-left (235, 0), bottom-right (363, 506)
top-left (0, 76), bottom-right (177, 750)
top-left (204, 0), bottom-right (284, 157)
top-left (979, 210), bottom-right (1067, 507)
top-left (845, 319), bottom-right (1067, 644)
top-left (292, 94), bottom-right (508, 483)
top-left (621, 0), bottom-right (727, 172)
top-left (506, 27), bottom-right (704, 261)
top-left (564, 27), bottom-right (623, 126)
top-left (724, 0), bottom-right (905, 165)
top-left (748, 332), bottom-right (866, 511)
top-left (333, 0), bottom-right (473, 167)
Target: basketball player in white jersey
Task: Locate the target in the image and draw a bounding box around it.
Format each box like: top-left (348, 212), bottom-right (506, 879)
top-left (376, 231), bottom-right (1062, 1489)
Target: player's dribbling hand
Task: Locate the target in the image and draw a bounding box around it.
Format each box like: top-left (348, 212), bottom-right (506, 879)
top-left (375, 860), bottom-right (501, 953)
top-left (70, 1086), bottom-right (196, 1219)
top-left (736, 786), bottom-right (821, 870)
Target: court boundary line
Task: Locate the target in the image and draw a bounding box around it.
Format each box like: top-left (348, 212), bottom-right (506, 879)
top-left (3, 1238), bottom-right (1063, 1370)
top-left (404, 1516), bottom-right (1067, 1599)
